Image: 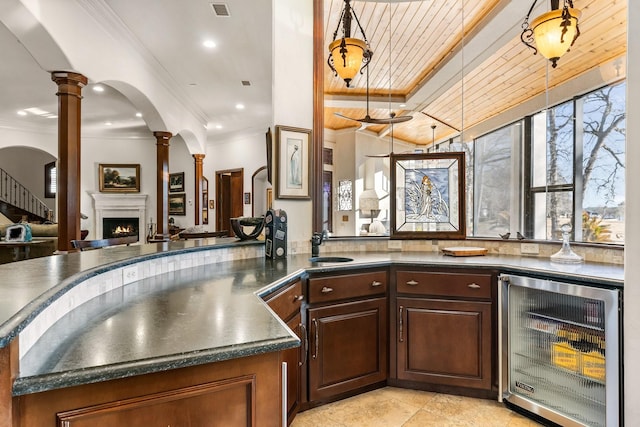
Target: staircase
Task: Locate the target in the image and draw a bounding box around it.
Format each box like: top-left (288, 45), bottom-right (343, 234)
top-left (0, 168), bottom-right (52, 224)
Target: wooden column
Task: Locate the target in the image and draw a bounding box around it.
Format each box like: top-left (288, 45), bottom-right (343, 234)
top-left (154, 131), bottom-right (172, 239)
top-left (193, 154), bottom-right (205, 225)
top-left (51, 72), bottom-right (88, 252)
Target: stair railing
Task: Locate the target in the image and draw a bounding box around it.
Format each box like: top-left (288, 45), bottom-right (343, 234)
top-left (0, 168), bottom-right (53, 222)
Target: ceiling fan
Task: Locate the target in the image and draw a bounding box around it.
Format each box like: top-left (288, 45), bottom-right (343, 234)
top-left (333, 55), bottom-right (413, 126)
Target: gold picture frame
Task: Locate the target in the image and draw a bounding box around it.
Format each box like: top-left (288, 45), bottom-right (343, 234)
top-left (99, 164), bottom-right (140, 193)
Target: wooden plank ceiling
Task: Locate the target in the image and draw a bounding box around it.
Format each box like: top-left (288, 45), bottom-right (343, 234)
top-left (323, 0), bottom-right (627, 146)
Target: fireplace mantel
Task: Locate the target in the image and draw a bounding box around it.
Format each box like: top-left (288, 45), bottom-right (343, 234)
top-left (89, 192), bottom-right (148, 242)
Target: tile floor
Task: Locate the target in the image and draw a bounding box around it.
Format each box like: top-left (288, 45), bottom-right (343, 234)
top-left (291, 387), bottom-right (541, 427)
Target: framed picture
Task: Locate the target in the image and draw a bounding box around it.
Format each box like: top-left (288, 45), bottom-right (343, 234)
top-left (244, 192), bottom-right (251, 204)
top-left (390, 152), bottom-right (466, 239)
top-left (169, 172), bottom-right (185, 192)
top-left (99, 164), bottom-right (140, 193)
top-left (169, 193), bottom-right (186, 216)
top-left (275, 125), bottom-right (311, 199)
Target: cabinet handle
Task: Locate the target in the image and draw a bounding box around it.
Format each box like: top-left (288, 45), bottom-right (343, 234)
top-left (312, 318), bottom-right (318, 359)
top-left (406, 280), bottom-right (418, 286)
top-left (399, 306), bottom-right (404, 342)
top-left (299, 323), bottom-right (308, 366)
top-left (467, 283), bottom-right (481, 289)
top-left (293, 294), bottom-right (304, 302)
top-left (321, 286), bottom-right (333, 293)
top-left (371, 280), bottom-right (382, 287)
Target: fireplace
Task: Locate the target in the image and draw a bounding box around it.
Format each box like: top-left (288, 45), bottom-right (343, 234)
top-left (90, 192), bottom-right (148, 242)
top-left (103, 217), bottom-right (139, 240)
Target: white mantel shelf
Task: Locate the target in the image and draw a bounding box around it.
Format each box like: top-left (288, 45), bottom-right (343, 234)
top-left (89, 192), bottom-right (148, 242)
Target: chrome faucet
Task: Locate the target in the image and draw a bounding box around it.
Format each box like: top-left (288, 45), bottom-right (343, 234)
top-left (310, 230), bottom-right (327, 257)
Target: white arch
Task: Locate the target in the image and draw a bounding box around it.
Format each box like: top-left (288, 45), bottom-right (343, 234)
top-left (0, 0), bottom-right (206, 153)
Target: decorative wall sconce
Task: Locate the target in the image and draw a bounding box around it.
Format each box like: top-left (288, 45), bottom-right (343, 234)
top-left (327, 0), bottom-right (372, 87)
top-left (521, 0), bottom-right (581, 68)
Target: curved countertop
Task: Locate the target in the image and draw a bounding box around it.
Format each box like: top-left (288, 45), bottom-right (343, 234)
top-left (0, 239), bottom-right (623, 396)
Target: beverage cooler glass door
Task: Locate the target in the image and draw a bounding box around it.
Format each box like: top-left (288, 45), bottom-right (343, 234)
top-left (499, 274), bottom-right (620, 427)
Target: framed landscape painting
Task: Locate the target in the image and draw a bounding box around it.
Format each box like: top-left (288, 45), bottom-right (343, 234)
top-left (99, 164), bottom-right (140, 193)
top-left (169, 193), bottom-right (186, 216)
top-left (390, 152), bottom-right (466, 239)
top-left (169, 172), bottom-right (185, 192)
top-left (275, 125), bottom-right (311, 199)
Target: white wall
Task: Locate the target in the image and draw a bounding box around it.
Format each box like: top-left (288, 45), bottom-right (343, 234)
top-left (169, 135), bottom-right (196, 229)
top-left (624, 3), bottom-right (638, 422)
top-left (271, 0), bottom-right (314, 247)
top-left (205, 129), bottom-right (269, 230)
top-left (80, 135), bottom-right (158, 239)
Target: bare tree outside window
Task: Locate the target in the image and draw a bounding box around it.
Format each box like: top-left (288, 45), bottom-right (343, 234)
top-left (580, 82), bottom-right (626, 243)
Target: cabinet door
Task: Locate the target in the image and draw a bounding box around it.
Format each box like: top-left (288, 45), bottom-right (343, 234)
top-left (308, 298), bottom-right (387, 402)
top-left (397, 297), bottom-right (492, 390)
top-left (283, 312), bottom-right (303, 423)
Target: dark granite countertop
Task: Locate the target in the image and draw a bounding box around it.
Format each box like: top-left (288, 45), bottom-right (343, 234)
top-left (0, 242), bottom-right (623, 396)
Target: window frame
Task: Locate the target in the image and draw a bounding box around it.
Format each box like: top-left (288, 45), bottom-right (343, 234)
top-left (45, 161), bottom-right (56, 199)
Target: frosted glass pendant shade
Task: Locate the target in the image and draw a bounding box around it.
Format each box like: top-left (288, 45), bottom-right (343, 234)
top-left (531, 8), bottom-right (581, 65)
top-left (329, 38), bottom-right (367, 87)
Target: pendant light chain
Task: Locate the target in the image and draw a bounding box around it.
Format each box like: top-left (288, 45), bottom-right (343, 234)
top-left (460, 0), bottom-right (465, 144)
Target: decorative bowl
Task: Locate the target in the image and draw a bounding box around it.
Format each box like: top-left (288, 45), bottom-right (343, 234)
top-left (230, 217), bottom-right (265, 240)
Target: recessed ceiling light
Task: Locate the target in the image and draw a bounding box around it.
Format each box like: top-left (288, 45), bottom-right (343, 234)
top-left (215, 124), bottom-right (223, 129)
top-left (399, 103), bottom-right (406, 108)
top-left (136, 112), bottom-right (143, 118)
top-left (93, 85), bottom-right (105, 93)
top-left (104, 121), bottom-right (112, 126)
top-left (203, 40), bottom-right (216, 49)
top-left (17, 110), bottom-right (27, 116)
top-left (24, 107), bottom-right (49, 115)
top-left (235, 103), bottom-right (245, 110)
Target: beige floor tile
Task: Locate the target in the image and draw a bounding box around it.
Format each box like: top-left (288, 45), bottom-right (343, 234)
top-left (366, 386), bottom-right (437, 410)
top-left (292, 409), bottom-right (348, 427)
top-left (316, 392), bottom-right (418, 427)
top-left (291, 387), bottom-right (543, 427)
top-left (403, 408), bottom-right (475, 427)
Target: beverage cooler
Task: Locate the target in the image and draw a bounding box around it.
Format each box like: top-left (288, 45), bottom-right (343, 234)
top-left (499, 274), bottom-right (621, 427)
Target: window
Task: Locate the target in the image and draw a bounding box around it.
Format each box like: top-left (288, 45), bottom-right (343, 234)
top-left (471, 81), bottom-right (626, 245)
top-left (473, 122), bottom-right (522, 238)
top-left (528, 100), bottom-right (575, 240)
top-left (45, 161), bottom-right (56, 198)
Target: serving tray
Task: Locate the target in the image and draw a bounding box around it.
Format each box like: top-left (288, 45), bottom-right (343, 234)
top-left (442, 246), bottom-right (488, 257)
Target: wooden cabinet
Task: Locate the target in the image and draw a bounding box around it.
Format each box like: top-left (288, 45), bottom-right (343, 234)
top-left (306, 270), bottom-right (388, 402)
top-left (264, 280), bottom-right (304, 424)
top-left (392, 269), bottom-right (496, 394)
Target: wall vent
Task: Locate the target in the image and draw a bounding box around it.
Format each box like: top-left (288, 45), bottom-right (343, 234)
top-left (241, 80), bottom-right (251, 86)
top-left (211, 3), bottom-right (230, 17)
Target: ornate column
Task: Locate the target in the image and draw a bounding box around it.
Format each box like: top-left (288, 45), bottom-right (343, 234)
top-left (154, 131), bottom-right (172, 239)
top-left (51, 72), bottom-right (88, 252)
top-left (193, 154), bottom-right (205, 225)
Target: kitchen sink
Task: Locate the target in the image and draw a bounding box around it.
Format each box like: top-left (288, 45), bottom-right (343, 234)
top-left (308, 256), bottom-right (354, 263)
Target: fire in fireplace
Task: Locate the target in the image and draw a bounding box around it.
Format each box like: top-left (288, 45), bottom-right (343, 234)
top-left (103, 217), bottom-right (139, 240)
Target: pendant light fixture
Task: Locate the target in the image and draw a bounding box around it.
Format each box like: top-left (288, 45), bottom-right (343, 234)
top-left (521, 0), bottom-right (581, 68)
top-left (333, 0), bottom-right (412, 126)
top-left (327, 0), bottom-right (372, 88)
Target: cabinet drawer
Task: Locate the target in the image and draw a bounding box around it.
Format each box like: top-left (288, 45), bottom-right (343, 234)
top-left (308, 271), bottom-right (387, 303)
top-left (266, 280), bottom-right (303, 321)
top-left (396, 271), bottom-right (492, 299)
